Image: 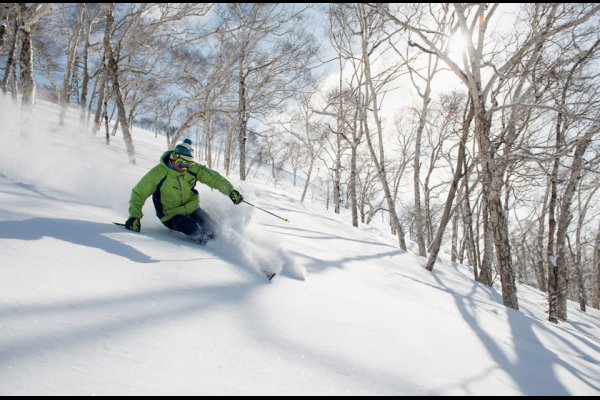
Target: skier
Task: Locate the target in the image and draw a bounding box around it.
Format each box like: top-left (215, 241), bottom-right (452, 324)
top-left (123, 138), bottom-right (243, 244)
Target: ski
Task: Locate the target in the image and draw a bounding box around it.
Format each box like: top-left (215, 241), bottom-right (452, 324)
top-left (262, 270), bottom-right (277, 281)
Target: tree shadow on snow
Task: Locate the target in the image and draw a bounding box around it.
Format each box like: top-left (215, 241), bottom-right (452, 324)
top-left (0, 279), bottom-right (269, 388)
top-left (0, 217), bottom-right (157, 264)
top-left (429, 271), bottom-right (599, 395)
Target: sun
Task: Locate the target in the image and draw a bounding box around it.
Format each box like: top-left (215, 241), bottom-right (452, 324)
top-left (446, 32), bottom-right (469, 65)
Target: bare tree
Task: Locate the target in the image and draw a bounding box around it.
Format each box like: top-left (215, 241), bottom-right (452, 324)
top-left (216, 3), bottom-right (318, 181)
top-left (59, 4), bottom-right (84, 125)
top-left (101, 3), bottom-right (137, 161)
top-left (547, 37), bottom-right (600, 322)
top-left (1, 4), bottom-right (19, 97)
top-left (410, 53), bottom-right (439, 256)
top-left (79, 4), bottom-right (102, 122)
top-left (460, 146), bottom-right (480, 280)
top-left (278, 85), bottom-right (327, 203)
top-left (357, 3), bottom-right (407, 250)
top-left (101, 3), bottom-right (213, 163)
top-left (551, 127), bottom-right (597, 321)
top-left (17, 3), bottom-right (53, 106)
top-left (535, 178), bottom-right (551, 292)
top-left (593, 221), bottom-right (600, 309)
top-left (572, 181), bottom-right (600, 311)
top-left (425, 93), bottom-right (471, 271)
top-left (388, 6), bottom-right (442, 256)
top-left (0, 4), bottom-right (8, 49)
top-left (379, 2), bottom-right (600, 310)
top-left (326, 4), bottom-right (349, 215)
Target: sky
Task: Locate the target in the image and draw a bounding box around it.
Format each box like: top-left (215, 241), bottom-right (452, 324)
top-left (0, 95), bottom-right (599, 395)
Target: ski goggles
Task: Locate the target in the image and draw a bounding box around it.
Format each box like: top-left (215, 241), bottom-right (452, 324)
top-left (174, 156), bottom-right (195, 169)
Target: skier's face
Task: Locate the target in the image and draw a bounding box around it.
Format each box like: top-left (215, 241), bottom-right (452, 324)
top-left (172, 156), bottom-right (194, 172)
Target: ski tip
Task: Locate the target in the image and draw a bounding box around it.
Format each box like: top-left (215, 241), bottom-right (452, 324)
top-left (263, 271), bottom-right (277, 281)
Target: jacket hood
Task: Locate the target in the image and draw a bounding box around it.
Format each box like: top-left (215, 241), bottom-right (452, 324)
top-left (160, 150), bottom-right (174, 166)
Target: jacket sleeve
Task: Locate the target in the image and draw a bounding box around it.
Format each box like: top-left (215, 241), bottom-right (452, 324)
top-left (128, 167), bottom-right (162, 219)
top-left (192, 164), bottom-right (235, 197)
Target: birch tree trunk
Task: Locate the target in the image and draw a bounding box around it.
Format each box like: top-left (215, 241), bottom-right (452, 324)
top-left (300, 156), bottom-right (314, 203)
top-left (103, 96), bottom-right (110, 144)
top-left (593, 221), bottom-right (600, 309)
top-left (451, 210), bottom-right (459, 263)
top-left (1, 20), bottom-right (18, 96)
top-left (573, 185), bottom-right (599, 312)
top-left (461, 159), bottom-right (478, 280)
top-left (548, 38), bottom-right (599, 322)
top-left (535, 180), bottom-right (551, 292)
top-left (359, 4), bottom-right (406, 250)
top-left (425, 104), bottom-right (469, 271)
top-left (224, 121), bottom-right (234, 176)
top-left (203, 116), bottom-right (213, 167)
top-left (479, 199), bottom-right (495, 286)
top-left (79, 11), bottom-right (96, 121)
top-left (59, 4), bottom-right (84, 126)
top-left (349, 123), bottom-right (359, 227)
top-left (0, 20), bottom-right (5, 48)
top-left (19, 3), bottom-right (52, 107)
top-left (334, 57), bottom-right (343, 215)
top-left (411, 54), bottom-right (437, 257)
top-left (342, 95), bottom-right (363, 228)
top-left (552, 130), bottom-right (594, 321)
top-left (479, 125), bottom-right (518, 309)
top-left (547, 135), bottom-right (560, 322)
top-left (19, 28), bottom-right (35, 106)
top-left (238, 52), bottom-right (248, 180)
top-left (102, 4), bottom-right (136, 164)
top-left (92, 66), bottom-right (107, 134)
top-left (574, 225), bottom-right (586, 313)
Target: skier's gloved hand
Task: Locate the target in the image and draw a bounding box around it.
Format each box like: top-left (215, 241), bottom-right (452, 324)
top-left (125, 216), bottom-right (141, 232)
top-left (229, 190), bottom-right (243, 205)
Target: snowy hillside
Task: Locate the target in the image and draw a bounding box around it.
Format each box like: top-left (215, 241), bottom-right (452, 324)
top-left (1, 97), bottom-right (599, 395)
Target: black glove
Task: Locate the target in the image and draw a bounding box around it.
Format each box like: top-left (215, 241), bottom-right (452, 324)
top-left (125, 216), bottom-right (141, 232)
top-left (229, 190), bottom-right (243, 205)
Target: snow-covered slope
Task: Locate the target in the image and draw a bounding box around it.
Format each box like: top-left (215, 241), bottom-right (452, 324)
top-left (1, 96), bottom-right (599, 395)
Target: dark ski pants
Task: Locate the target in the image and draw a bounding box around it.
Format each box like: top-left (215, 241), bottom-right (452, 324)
top-left (162, 208), bottom-right (216, 244)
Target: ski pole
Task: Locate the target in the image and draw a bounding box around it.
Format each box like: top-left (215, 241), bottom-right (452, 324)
top-left (243, 200), bottom-right (289, 223)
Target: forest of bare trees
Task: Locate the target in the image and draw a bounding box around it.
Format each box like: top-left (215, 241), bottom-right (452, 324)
top-left (1, 3), bottom-right (599, 322)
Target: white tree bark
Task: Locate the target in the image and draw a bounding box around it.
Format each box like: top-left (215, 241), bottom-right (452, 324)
top-left (102, 4), bottom-right (136, 164)
top-left (425, 97), bottom-right (470, 271)
top-left (19, 3), bottom-right (52, 107)
top-left (359, 4), bottom-right (406, 250)
top-left (552, 129), bottom-right (595, 321)
top-left (411, 55), bottom-right (437, 256)
top-left (59, 4), bottom-right (84, 126)
top-left (1, 19), bottom-right (18, 96)
top-left (593, 221), bottom-right (600, 310)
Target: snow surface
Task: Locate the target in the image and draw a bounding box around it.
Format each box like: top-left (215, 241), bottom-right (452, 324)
top-left (1, 96), bottom-right (599, 396)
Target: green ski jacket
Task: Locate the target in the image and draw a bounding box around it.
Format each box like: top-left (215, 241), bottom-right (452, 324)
top-left (129, 151), bottom-right (235, 222)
